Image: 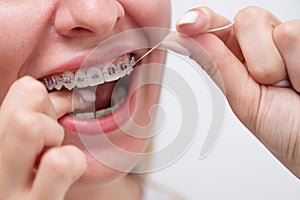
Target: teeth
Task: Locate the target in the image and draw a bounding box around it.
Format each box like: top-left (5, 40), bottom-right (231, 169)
top-left (75, 105), bottom-right (118, 119)
top-left (126, 56), bottom-right (135, 75)
top-left (103, 63), bottom-right (120, 82)
top-left (87, 66), bottom-right (104, 87)
top-left (122, 55), bottom-right (130, 64)
top-left (74, 105), bottom-right (119, 119)
top-left (75, 70), bottom-right (88, 88)
top-left (116, 61), bottom-right (129, 78)
top-left (95, 108), bottom-right (113, 118)
top-left (126, 67), bottom-right (133, 75)
top-left (42, 54), bottom-right (135, 91)
top-left (75, 112), bottom-right (95, 119)
top-left (73, 86), bottom-right (127, 120)
top-left (47, 84), bottom-right (54, 91)
top-left (62, 71), bottom-right (75, 90)
top-left (45, 55), bottom-right (132, 120)
top-left (54, 75), bottom-right (63, 90)
top-left (44, 78), bottom-right (54, 91)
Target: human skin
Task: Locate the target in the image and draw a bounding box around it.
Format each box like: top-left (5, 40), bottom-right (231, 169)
top-left (165, 6), bottom-right (300, 178)
top-left (0, 1), bottom-right (171, 200)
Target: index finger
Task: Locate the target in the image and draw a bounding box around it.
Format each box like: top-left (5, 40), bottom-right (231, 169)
top-left (49, 89), bottom-right (96, 119)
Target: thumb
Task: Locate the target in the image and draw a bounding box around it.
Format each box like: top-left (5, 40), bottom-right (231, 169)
top-left (49, 90), bottom-right (96, 119)
top-left (162, 33), bottom-right (261, 128)
top-left (49, 90), bottom-right (73, 119)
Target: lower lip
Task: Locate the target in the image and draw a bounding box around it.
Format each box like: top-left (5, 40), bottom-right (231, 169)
top-left (59, 72), bottom-right (137, 135)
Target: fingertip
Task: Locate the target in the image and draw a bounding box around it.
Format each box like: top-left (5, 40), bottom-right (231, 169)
top-left (176, 9), bottom-right (208, 35)
top-left (49, 90), bottom-right (73, 118)
top-left (31, 146), bottom-right (87, 200)
top-left (273, 80), bottom-right (291, 88)
top-left (39, 145), bottom-right (87, 183)
top-left (64, 145), bottom-right (87, 173)
top-left (177, 11), bottom-right (199, 26)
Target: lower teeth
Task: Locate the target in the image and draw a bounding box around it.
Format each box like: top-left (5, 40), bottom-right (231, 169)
top-left (72, 86), bottom-right (127, 120)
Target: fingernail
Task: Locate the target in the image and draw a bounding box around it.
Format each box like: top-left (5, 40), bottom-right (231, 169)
top-left (162, 40), bottom-right (191, 56)
top-left (273, 80), bottom-right (291, 87)
top-left (177, 11), bottom-right (198, 26)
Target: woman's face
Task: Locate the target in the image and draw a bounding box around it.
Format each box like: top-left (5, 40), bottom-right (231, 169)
top-left (0, 0), bottom-right (171, 185)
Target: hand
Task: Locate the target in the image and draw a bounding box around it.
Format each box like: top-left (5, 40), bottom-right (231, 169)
top-left (163, 6), bottom-right (300, 178)
top-left (0, 76), bottom-right (87, 199)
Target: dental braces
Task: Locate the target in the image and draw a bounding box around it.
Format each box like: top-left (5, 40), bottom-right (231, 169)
top-left (42, 55), bottom-right (136, 90)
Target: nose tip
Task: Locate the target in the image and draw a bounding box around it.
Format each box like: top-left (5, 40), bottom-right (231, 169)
top-left (54, 1), bottom-right (125, 37)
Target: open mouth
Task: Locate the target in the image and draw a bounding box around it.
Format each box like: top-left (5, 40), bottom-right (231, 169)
top-left (40, 53), bottom-right (137, 124)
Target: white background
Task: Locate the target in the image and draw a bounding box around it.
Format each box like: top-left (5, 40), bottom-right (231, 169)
top-left (146, 0), bottom-right (300, 199)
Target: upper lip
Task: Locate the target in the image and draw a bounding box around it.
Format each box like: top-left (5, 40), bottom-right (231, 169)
top-left (39, 48), bottom-right (146, 80)
top-left (42, 50), bottom-right (144, 79)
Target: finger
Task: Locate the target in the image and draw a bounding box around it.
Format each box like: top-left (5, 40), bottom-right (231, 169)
top-left (162, 32), bottom-right (260, 132)
top-left (1, 76), bottom-right (57, 119)
top-left (0, 76), bottom-right (64, 185)
top-left (0, 76), bottom-right (65, 190)
top-left (273, 20), bottom-right (300, 92)
top-left (49, 90), bottom-right (72, 119)
top-left (176, 7), bottom-right (232, 38)
top-left (49, 89), bottom-right (97, 119)
top-left (0, 112), bottom-right (64, 187)
top-left (30, 146), bottom-right (86, 200)
top-left (234, 6), bottom-right (286, 84)
top-left (176, 7), bottom-right (244, 63)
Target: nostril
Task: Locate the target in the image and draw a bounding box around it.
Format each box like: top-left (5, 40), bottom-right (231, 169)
top-left (72, 27), bottom-right (85, 32)
top-left (68, 27), bottom-right (93, 36)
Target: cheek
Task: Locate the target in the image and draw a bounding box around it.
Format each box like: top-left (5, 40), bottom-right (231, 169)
top-left (0, 3), bottom-right (55, 101)
top-left (119, 0), bottom-right (171, 28)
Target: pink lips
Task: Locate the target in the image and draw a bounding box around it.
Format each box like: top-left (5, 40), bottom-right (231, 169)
top-left (58, 62), bottom-right (138, 135)
top-left (58, 87), bottom-right (136, 135)
top-left (39, 47), bottom-right (145, 80)
top-left (37, 43), bottom-right (148, 135)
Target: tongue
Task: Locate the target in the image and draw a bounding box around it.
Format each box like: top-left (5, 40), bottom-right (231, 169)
top-left (94, 81), bottom-right (117, 111)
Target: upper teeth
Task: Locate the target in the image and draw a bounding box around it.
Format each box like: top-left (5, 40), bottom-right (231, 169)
top-left (42, 54), bottom-right (135, 91)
